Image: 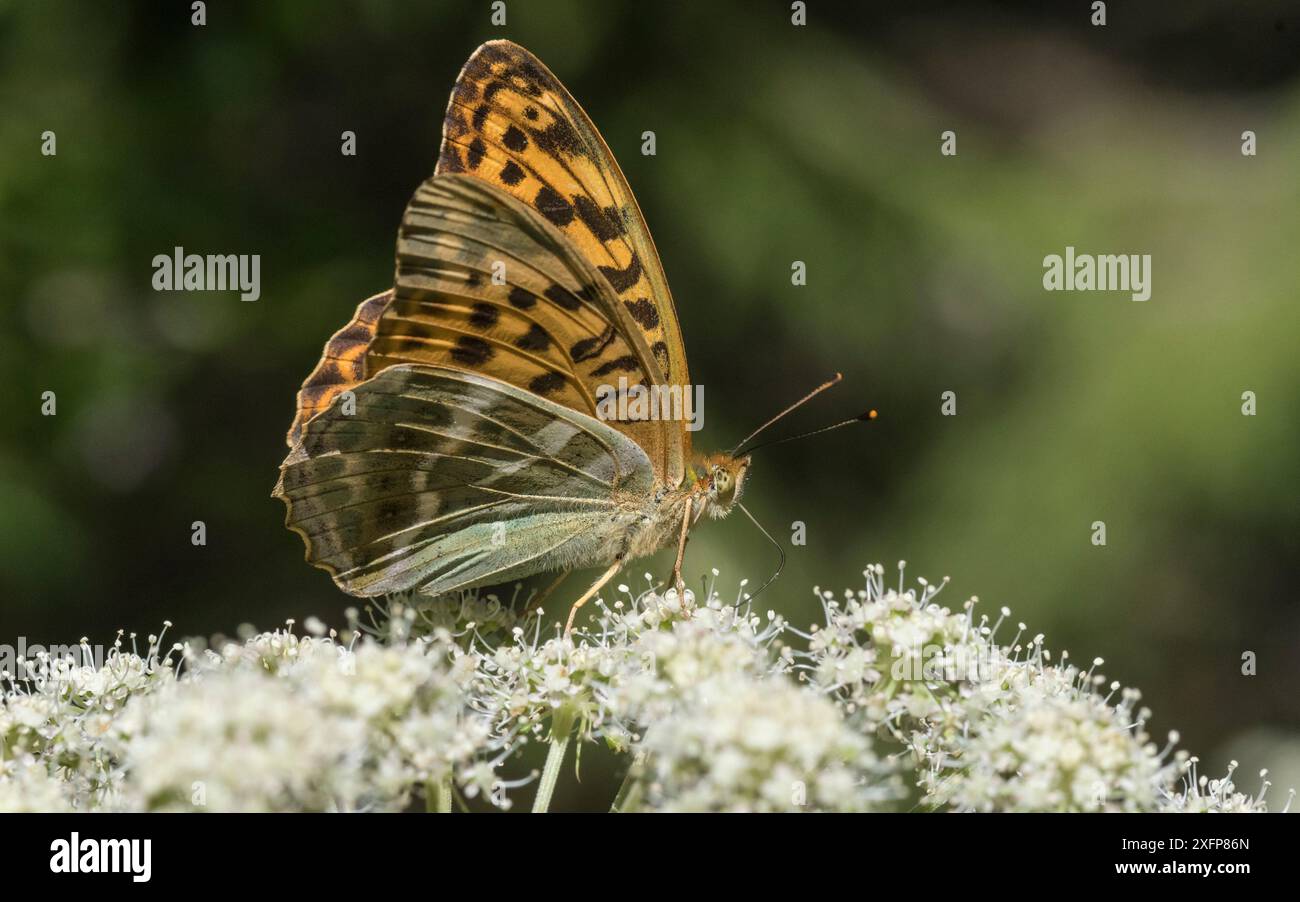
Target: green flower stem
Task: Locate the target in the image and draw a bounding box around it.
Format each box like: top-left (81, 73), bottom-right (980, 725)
top-left (426, 778), bottom-right (453, 813)
top-left (532, 707), bottom-right (576, 813)
top-left (610, 750), bottom-right (647, 813)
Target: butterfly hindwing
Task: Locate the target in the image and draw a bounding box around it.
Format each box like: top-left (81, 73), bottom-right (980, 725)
top-left (274, 364), bottom-right (655, 597)
top-left (287, 290), bottom-right (391, 447)
top-left (438, 39), bottom-right (691, 485)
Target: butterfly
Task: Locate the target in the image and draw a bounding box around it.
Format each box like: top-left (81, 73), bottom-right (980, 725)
top-left (274, 40), bottom-right (868, 632)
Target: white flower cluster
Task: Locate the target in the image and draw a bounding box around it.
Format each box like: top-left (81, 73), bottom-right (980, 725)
top-left (801, 564), bottom-right (1282, 813)
top-left (1, 622), bottom-right (512, 812)
top-left (1, 566), bottom-right (1287, 813)
top-left (635, 673), bottom-right (895, 812)
top-left (471, 574), bottom-right (791, 752)
top-left (120, 628), bottom-right (508, 812)
top-left (1158, 758), bottom-right (1286, 813)
top-left (805, 568), bottom-right (975, 727)
top-left (0, 628), bottom-right (181, 811)
top-left (915, 659), bottom-right (1176, 812)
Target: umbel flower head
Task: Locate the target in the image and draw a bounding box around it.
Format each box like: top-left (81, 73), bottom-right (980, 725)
top-left (801, 564), bottom-right (1185, 812)
top-left (115, 625), bottom-right (509, 812)
top-left (465, 573), bottom-right (791, 752)
top-left (802, 565), bottom-right (976, 726)
top-left (1158, 758), bottom-right (1291, 813)
top-left (0, 626), bottom-right (181, 811)
top-left (915, 656), bottom-right (1178, 812)
top-left (633, 672), bottom-right (898, 812)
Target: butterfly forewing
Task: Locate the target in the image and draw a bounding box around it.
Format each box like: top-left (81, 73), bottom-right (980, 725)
top-left (371, 174), bottom-right (675, 481)
top-left (438, 39), bottom-right (691, 485)
top-left (275, 364), bottom-right (655, 597)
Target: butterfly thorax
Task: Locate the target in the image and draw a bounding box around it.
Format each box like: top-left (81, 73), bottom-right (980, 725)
top-left (608, 452), bottom-right (749, 566)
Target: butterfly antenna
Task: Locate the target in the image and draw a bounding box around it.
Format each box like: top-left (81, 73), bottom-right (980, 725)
top-left (735, 502), bottom-right (785, 606)
top-left (729, 373), bottom-right (843, 456)
top-left (736, 408), bottom-right (877, 458)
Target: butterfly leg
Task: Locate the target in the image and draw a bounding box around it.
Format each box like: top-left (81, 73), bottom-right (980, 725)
top-left (526, 569), bottom-right (571, 614)
top-left (670, 496), bottom-right (693, 598)
top-left (564, 560), bottom-right (622, 636)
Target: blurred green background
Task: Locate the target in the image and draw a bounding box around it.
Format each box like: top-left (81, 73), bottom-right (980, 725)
top-left (2, 0), bottom-right (1298, 809)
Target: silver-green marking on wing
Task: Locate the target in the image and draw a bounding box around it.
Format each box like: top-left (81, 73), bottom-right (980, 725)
top-left (275, 363), bottom-right (655, 597)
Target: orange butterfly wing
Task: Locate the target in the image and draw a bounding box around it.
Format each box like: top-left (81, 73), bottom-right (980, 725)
top-left (370, 174), bottom-right (673, 485)
top-left (286, 290), bottom-right (390, 447)
top-left (434, 40), bottom-right (692, 486)
top-left (286, 41), bottom-right (692, 487)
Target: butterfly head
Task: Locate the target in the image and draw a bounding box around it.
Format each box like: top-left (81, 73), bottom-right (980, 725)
top-left (695, 452), bottom-right (751, 519)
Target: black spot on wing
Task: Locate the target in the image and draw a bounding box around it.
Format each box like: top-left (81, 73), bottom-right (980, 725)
top-left (469, 303), bottom-right (499, 328)
top-left (515, 58), bottom-right (550, 90)
top-left (535, 186), bottom-right (574, 227)
top-left (524, 105), bottom-right (540, 121)
top-left (533, 117), bottom-right (586, 159)
top-left (570, 327), bottom-right (614, 362)
top-left (500, 160), bottom-right (524, 186)
top-left (529, 371), bottom-right (567, 396)
top-left (514, 324), bottom-right (551, 351)
top-left (591, 355), bottom-right (640, 378)
top-left (502, 125), bottom-right (528, 152)
top-left (508, 286), bottom-right (536, 309)
top-left (467, 138), bottom-right (486, 170)
top-left (544, 283), bottom-right (582, 311)
top-left (623, 298), bottom-right (660, 330)
top-left (570, 338), bottom-right (600, 362)
top-left (574, 195), bottom-right (623, 241)
top-left (451, 336), bottom-right (493, 366)
top-left (472, 104), bottom-right (490, 132)
top-left (599, 251), bottom-right (643, 293)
